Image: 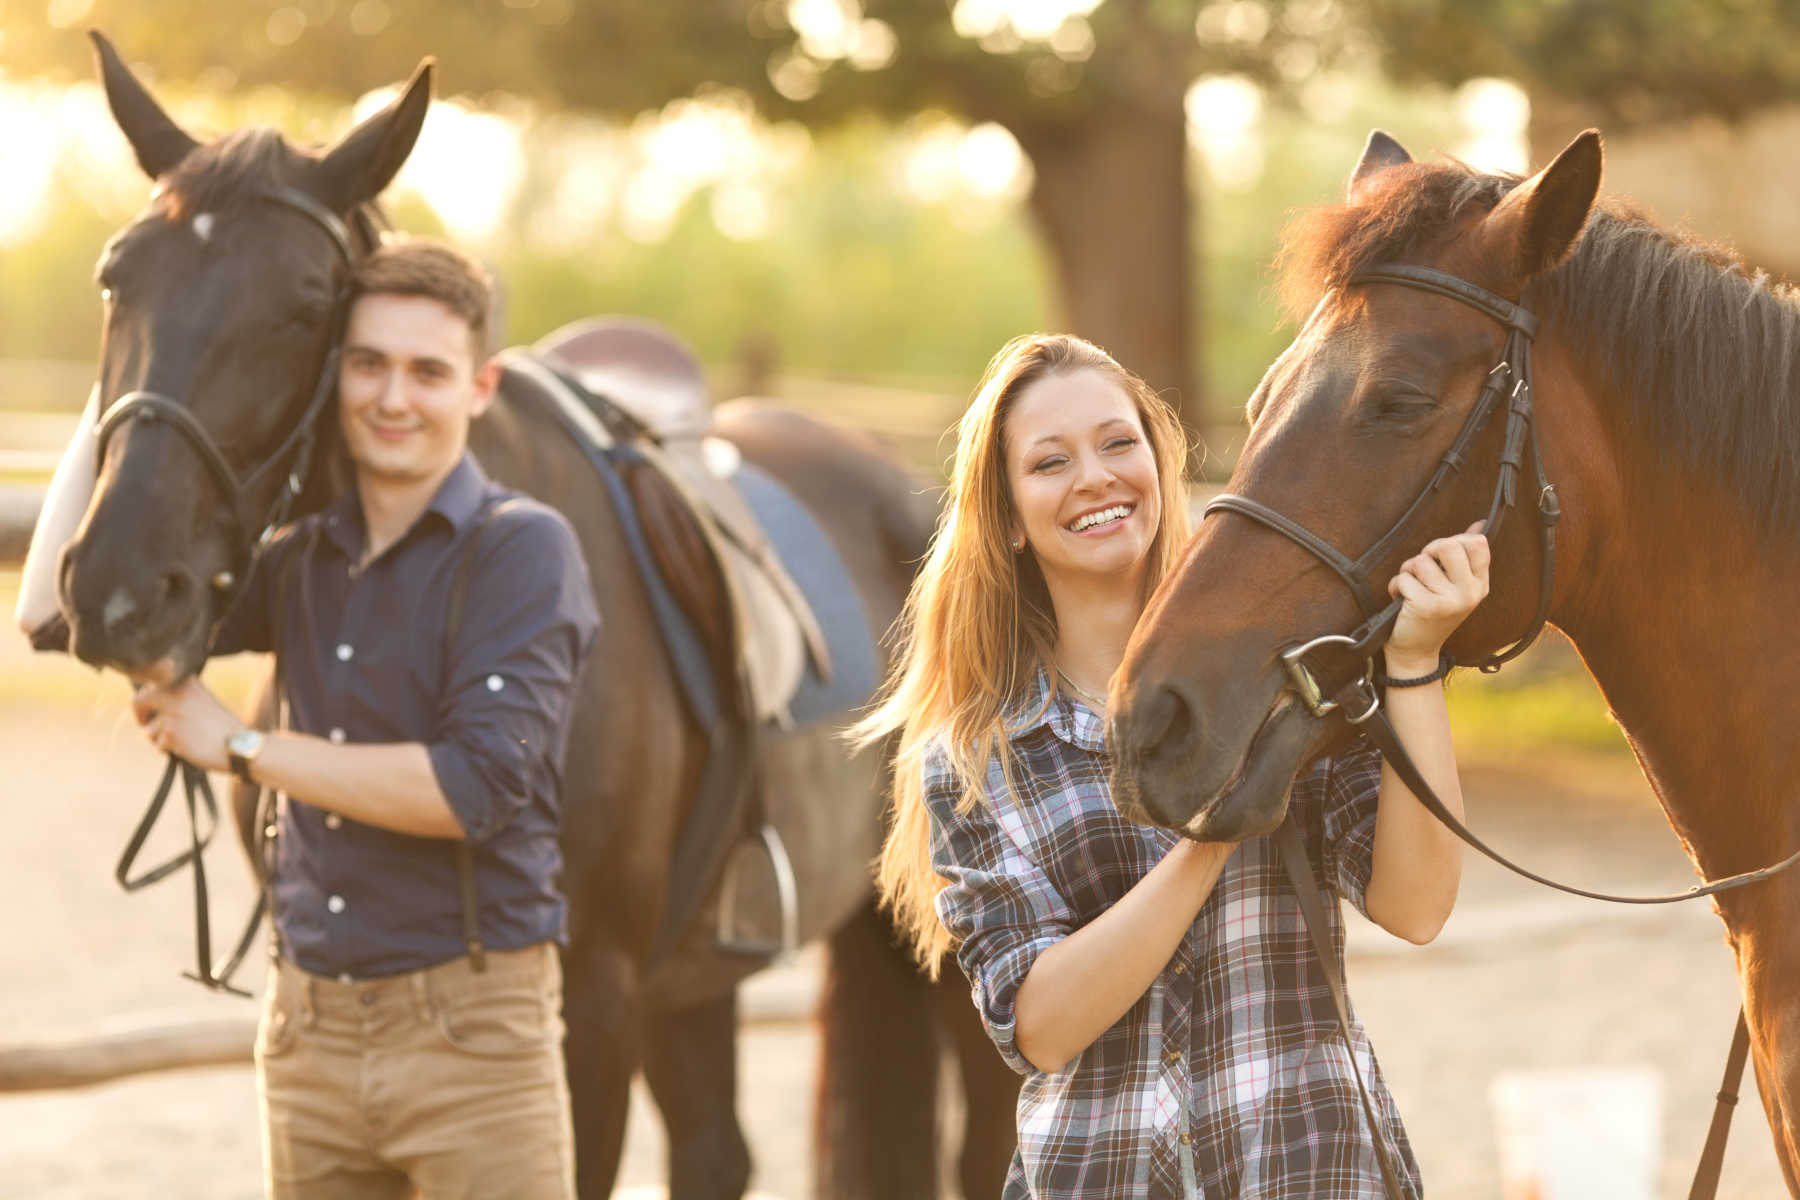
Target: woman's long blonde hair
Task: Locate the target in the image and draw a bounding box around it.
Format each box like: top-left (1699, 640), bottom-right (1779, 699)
top-left (854, 333), bottom-right (1193, 973)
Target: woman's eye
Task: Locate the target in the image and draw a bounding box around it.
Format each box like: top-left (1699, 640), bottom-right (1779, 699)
top-left (1105, 436), bottom-right (1138, 451)
top-left (1032, 456), bottom-right (1066, 473)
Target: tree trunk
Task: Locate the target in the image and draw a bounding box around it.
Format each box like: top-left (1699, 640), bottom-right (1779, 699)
top-left (1017, 96), bottom-right (1199, 440)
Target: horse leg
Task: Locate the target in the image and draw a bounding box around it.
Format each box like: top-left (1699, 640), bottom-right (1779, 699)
top-left (934, 961), bottom-right (1020, 1198)
top-left (641, 990), bottom-right (751, 1200)
top-left (563, 940), bottom-right (643, 1199)
top-left (814, 899), bottom-right (940, 1200)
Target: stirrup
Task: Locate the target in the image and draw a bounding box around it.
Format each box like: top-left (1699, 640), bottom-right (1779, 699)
top-left (715, 823), bottom-right (799, 960)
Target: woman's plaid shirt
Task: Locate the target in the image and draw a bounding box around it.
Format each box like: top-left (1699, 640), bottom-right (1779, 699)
top-left (927, 671), bottom-right (1420, 1199)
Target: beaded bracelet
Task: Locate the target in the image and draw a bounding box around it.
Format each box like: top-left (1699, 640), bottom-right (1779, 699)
top-left (1376, 650), bottom-right (1454, 688)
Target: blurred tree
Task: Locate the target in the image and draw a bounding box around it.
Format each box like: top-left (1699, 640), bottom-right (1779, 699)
top-left (1, 0), bottom-right (1375, 436)
top-left (1360, 0), bottom-right (1800, 130)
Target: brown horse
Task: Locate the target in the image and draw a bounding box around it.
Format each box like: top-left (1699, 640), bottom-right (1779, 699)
top-left (55, 35), bottom-right (1018, 1199)
top-left (1110, 128), bottom-right (1800, 1189)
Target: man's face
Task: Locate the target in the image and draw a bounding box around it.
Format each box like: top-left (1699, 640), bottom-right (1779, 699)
top-left (337, 292), bottom-right (495, 487)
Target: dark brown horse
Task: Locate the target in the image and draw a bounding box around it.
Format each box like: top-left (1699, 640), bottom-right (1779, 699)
top-left (56, 35), bottom-right (1017, 1199)
top-left (1110, 128), bottom-right (1800, 1189)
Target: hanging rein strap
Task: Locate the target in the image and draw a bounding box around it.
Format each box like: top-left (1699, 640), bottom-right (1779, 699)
top-left (1273, 817), bottom-right (1416, 1200)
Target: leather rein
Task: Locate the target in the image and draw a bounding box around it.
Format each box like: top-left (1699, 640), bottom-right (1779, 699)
top-left (1204, 263), bottom-right (1798, 1199)
top-left (101, 185), bottom-right (356, 997)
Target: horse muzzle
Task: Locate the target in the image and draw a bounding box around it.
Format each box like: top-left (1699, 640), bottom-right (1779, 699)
top-left (1109, 670), bottom-right (1319, 842)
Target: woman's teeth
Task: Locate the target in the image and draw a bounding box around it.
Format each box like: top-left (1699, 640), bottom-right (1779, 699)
top-left (1069, 504), bottom-right (1132, 532)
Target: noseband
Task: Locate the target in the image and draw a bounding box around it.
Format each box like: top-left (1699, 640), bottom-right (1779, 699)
top-left (1205, 264), bottom-right (1561, 720)
top-left (93, 185), bottom-right (355, 611)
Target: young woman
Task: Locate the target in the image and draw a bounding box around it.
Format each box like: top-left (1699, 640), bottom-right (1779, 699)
top-left (857, 334), bottom-right (1487, 1198)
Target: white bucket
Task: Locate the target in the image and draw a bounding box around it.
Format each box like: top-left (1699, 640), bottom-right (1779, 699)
top-left (1489, 1065), bottom-right (1661, 1200)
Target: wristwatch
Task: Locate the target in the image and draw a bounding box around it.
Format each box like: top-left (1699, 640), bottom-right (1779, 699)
top-left (226, 728), bottom-right (267, 784)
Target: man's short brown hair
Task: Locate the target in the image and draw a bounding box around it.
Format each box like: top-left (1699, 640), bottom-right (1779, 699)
top-left (350, 238), bottom-right (495, 360)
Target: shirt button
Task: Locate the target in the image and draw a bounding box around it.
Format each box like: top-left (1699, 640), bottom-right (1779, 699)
top-left (1165, 1048), bottom-right (1181, 1064)
top-left (324, 813), bottom-right (343, 831)
top-left (1179, 1133), bottom-right (1192, 1146)
top-left (485, 674), bottom-right (504, 692)
top-left (328, 727), bottom-right (346, 744)
top-left (326, 894), bottom-right (346, 914)
top-left (1173, 962), bottom-right (1187, 976)
top-left (335, 643), bottom-right (353, 662)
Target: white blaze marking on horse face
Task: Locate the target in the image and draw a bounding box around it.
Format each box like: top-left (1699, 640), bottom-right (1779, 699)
top-left (192, 213), bottom-right (215, 242)
top-left (102, 586), bottom-right (137, 633)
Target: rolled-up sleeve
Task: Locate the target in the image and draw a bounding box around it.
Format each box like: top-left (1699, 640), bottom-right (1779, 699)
top-left (1314, 740), bottom-right (1385, 917)
top-left (427, 506), bottom-right (598, 843)
top-left (924, 748), bottom-right (1077, 1075)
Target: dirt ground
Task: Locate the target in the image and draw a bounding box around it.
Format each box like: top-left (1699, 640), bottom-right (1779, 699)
top-left (0, 607), bottom-right (1787, 1198)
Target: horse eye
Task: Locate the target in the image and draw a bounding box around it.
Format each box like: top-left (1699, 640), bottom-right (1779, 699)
top-left (1374, 389), bottom-right (1436, 420)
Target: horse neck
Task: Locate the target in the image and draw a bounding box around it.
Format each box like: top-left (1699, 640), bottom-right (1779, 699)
top-left (1555, 446), bottom-right (1800, 906)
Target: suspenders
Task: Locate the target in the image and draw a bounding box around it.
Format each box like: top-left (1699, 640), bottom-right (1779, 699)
top-left (439, 498), bottom-right (522, 973)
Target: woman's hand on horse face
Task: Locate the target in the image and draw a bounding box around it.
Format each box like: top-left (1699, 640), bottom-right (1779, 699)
top-left (1384, 521), bottom-right (1491, 674)
top-left (132, 678), bottom-right (243, 772)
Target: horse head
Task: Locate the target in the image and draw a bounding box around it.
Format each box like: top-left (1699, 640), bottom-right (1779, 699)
top-left (1109, 129), bottom-right (1609, 841)
top-left (58, 33), bottom-right (431, 681)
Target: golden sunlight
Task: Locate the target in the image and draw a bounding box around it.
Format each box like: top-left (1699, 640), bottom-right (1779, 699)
top-left (0, 76), bottom-right (74, 247)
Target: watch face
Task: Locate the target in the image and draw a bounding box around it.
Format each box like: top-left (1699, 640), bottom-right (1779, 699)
top-left (228, 729), bottom-right (265, 757)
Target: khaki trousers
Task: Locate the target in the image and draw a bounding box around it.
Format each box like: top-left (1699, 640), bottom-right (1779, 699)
top-left (255, 943), bottom-right (576, 1200)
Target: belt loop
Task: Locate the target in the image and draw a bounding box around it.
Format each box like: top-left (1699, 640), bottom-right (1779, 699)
top-left (410, 966), bottom-right (433, 1022)
top-left (300, 973), bottom-right (317, 1029)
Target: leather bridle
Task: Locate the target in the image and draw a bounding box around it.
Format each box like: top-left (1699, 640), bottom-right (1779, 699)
top-left (101, 184), bottom-right (357, 996)
top-left (1207, 264), bottom-right (1560, 723)
top-left (94, 185), bottom-right (353, 616)
top-left (1203, 262), bottom-right (1798, 1200)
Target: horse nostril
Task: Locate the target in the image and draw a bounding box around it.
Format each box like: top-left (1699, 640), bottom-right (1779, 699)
top-left (1136, 684), bottom-right (1195, 765)
top-left (160, 568), bottom-right (194, 615)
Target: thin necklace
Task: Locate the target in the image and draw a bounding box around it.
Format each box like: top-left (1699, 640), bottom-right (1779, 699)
top-left (1058, 669), bottom-right (1109, 712)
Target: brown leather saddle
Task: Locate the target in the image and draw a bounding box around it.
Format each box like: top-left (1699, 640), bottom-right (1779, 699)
top-left (526, 317), bottom-right (832, 730)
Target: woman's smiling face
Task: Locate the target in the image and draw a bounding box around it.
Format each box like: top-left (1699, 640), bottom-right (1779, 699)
top-left (1003, 366), bottom-right (1162, 591)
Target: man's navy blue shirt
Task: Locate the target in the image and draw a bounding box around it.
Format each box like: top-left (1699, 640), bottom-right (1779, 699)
top-left (216, 453), bottom-right (599, 979)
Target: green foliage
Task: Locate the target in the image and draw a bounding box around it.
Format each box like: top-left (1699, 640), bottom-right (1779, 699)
top-left (0, 110), bottom-right (1046, 400)
top-left (494, 123), bottom-right (1048, 388)
top-left (1445, 668), bottom-right (1633, 759)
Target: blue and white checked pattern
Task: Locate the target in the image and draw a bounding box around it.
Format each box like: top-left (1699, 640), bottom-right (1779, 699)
top-left (927, 670), bottom-right (1420, 1199)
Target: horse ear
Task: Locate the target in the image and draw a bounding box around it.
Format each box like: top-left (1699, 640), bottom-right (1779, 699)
top-left (1478, 129), bottom-right (1603, 286)
top-left (1348, 130), bottom-right (1412, 201)
top-left (89, 31), bottom-right (199, 180)
top-left (309, 59), bottom-right (434, 213)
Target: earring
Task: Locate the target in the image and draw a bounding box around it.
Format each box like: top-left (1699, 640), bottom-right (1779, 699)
top-left (1011, 535), bottom-right (1025, 553)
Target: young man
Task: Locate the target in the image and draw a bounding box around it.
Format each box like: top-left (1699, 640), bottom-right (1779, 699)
top-left (132, 239), bottom-right (598, 1199)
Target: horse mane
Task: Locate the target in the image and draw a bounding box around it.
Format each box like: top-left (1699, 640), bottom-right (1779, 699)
top-left (1278, 159), bottom-right (1800, 535)
top-left (162, 127), bottom-right (385, 253)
